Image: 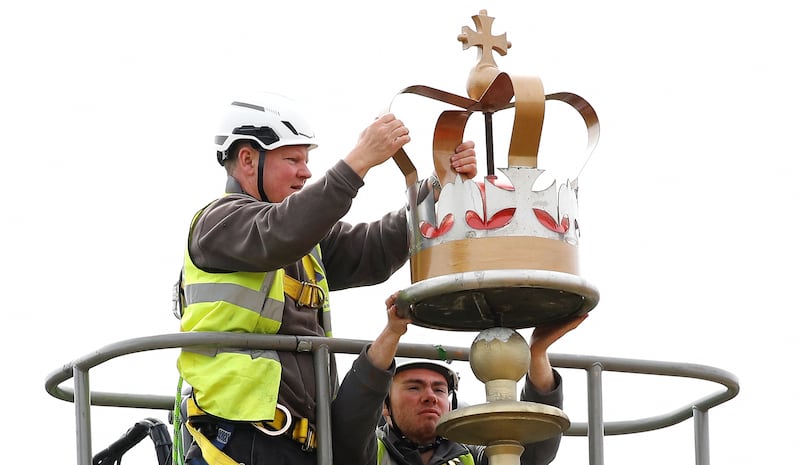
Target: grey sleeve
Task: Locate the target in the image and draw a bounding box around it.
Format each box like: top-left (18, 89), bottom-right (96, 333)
top-left (320, 207), bottom-right (409, 290)
top-left (519, 369), bottom-right (564, 465)
top-left (331, 346), bottom-right (394, 465)
top-left (189, 160), bottom-right (365, 272)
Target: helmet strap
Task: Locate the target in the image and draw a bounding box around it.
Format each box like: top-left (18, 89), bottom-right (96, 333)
top-left (257, 149), bottom-right (270, 202)
top-left (384, 397), bottom-right (404, 436)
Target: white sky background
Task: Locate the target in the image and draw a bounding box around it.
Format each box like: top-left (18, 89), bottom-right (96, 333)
top-left (3, 1), bottom-right (798, 464)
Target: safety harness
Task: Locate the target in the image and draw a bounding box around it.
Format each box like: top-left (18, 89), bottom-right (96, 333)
top-left (184, 396), bottom-right (317, 465)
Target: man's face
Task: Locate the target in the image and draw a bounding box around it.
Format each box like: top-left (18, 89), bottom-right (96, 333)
top-left (387, 368), bottom-right (451, 443)
top-left (260, 144), bottom-right (312, 202)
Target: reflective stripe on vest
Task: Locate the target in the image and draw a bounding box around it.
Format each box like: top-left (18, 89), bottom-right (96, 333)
top-left (176, 204), bottom-right (331, 422)
top-left (184, 279), bottom-right (283, 323)
top-left (305, 246), bottom-right (333, 336)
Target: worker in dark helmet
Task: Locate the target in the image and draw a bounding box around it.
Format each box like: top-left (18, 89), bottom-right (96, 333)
top-left (174, 93), bottom-right (478, 465)
top-left (332, 292), bottom-right (587, 465)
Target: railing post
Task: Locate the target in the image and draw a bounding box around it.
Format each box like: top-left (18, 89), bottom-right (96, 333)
top-left (74, 365), bottom-right (92, 465)
top-left (587, 362), bottom-right (605, 465)
top-left (314, 344), bottom-right (333, 465)
top-left (693, 406), bottom-right (710, 465)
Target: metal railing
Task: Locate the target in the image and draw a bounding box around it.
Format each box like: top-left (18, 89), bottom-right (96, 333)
top-left (45, 332), bottom-right (739, 465)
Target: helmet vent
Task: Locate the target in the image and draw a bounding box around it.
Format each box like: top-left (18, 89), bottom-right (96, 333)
top-left (231, 101), bottom-right (265, 112)
top-left (282, 121), bottom-right (299, 136)
top-left (282, 121), bottom-right (313, 138)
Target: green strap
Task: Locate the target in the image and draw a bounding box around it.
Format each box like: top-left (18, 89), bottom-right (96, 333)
top-left (435, 345), bottom-right (448, 360)
top-left (173, 377), bottom-right (185, 465)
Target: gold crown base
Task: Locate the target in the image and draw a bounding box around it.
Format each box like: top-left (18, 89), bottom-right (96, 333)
top-left (399, 235), bottom-right (597, 330)
top-left (396, 268), bottom-right (599, 331)
top-left (411, 236), bottom-right (579, 281)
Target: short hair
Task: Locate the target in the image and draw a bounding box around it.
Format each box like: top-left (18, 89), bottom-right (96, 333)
top-left (223, 140), bottom-right (260, 176)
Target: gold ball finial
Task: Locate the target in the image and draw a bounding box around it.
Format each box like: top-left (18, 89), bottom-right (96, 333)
top-left (470, 327), bottom-right (530, 402)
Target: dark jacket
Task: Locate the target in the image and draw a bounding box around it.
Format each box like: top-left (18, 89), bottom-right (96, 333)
top-left (332, 346), bottom-right (563, 465)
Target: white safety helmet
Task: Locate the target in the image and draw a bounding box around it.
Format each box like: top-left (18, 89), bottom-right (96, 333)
top-left (214, 93), bottom-right (318, 166)
top-left (395, 359), bottom-right (460, 394)
top-left (394, 359), bottom-right (459, 410)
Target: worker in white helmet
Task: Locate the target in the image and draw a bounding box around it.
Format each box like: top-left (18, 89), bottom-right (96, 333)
top-left (175, 93), bottom-right (477, 465)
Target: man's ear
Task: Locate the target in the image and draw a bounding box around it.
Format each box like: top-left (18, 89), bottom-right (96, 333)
top-left (237, 145), bottom-right (258, 174)
top-left (382, 397), bottom-right (392, 421)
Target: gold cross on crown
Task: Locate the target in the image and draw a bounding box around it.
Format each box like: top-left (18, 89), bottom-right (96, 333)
top-left (457, 9), bottom-right (512, 100)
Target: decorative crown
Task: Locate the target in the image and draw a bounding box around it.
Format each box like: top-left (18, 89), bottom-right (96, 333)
top-left (390, 10), bottom-right (600, 330)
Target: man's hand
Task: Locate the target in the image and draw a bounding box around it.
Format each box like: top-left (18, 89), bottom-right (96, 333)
top-left (531, 314), bottom-right (588, 356)
top-left (366, 292), bottom-right (412, 370)
top-left (528, 314), bottom-right (588, 392)
top-left (344, 113), bottom-right (410, 178)
top-left (451, 141), bottom-right (478, 179)
top-left (384, 292), bottom-right (412, 339)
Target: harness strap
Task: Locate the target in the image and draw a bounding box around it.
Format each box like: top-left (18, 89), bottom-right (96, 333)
top-left (283, 254), bottom-right (325, 309)
top-left (185, 421), bottom-right (240, 465)
top-left (283, 276), bottom-right (325, 308)
top-left (291, 417), bottom-right (317, 451)
top-left (187, 397), bottom-right (318, 453)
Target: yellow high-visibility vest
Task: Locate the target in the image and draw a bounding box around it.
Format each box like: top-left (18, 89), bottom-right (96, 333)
top-left (176, 206), bottom-right (330, 422)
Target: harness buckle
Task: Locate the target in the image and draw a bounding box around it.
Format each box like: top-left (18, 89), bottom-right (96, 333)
top-left (298, 282), bottom-right (325, 309)
top-left (300, 423), bottom-right (316, 451)
top-left (290, 417), bottom-right (316, 451)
